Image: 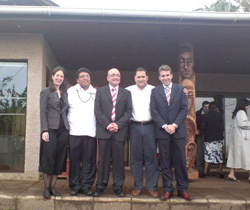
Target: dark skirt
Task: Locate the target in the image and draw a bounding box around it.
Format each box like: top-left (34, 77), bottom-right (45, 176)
top-left (39, 118), bottom-right (69, 175)
top-left (204, 140), bottom-right (224, 164)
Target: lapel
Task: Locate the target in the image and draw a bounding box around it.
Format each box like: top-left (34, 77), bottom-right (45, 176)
top-left (158, 85), bottom-right (168, 104)
top-left (116, 87), bottom-right (124, 106)
top-left (104, 86), bottom-right (112, 103)
top-left (170, 83), bottom-right (177, 104)
top-left (52, 91), bottom-right (61, 112)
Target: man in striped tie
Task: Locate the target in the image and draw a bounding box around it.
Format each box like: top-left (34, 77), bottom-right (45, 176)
top-left (94, 68), bottom-right (132, 197)
top-left (150, 65), bottom-right (192, 201)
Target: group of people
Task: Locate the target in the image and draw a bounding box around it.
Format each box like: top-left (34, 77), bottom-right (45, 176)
top-left (39, 64), bottom-right (193, 201)
top-left (195, 101), bottom-right (224, 178)
top-left (195, 99), bottom-right (250, 182)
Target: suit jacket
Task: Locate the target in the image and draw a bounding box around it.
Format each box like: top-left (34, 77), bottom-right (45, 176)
top-left (40, 87), bottom-right (69, 132)
top-left (196, 108), bottom-right (206, 134)
top-left (94, 86), bottom-right (132, 141)
top-left (150, 83), bottom-right (188, 139)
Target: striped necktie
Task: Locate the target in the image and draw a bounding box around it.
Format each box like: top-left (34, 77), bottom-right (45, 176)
top-left (111, 88), bottom-right (117, 121)
top-left (166, 86), bottom-right (171, 104)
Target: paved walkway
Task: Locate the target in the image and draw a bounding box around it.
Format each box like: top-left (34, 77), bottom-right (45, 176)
top-left (1, 170), bottom-right (250, 210)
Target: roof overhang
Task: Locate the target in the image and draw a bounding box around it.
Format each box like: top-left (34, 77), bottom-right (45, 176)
top-left (0, 6), bottom-right (250, 26)
top-left (0, 6), bottom-right (250, 75)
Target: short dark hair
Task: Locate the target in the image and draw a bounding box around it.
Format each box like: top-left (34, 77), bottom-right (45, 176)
top-left (135, 67), bottom-right (148, 76)
top-left (158, 65), bottom-right (172, 75)
top-left (209, 102), bottom-right (217, 111)
top-left (76, 67), bottom-right (91, 79)
top-left (202, 101), bottom-right (210, 107)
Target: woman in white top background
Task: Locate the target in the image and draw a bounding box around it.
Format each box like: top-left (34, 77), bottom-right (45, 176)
top-left (227, 98), bottom-right (250, 182)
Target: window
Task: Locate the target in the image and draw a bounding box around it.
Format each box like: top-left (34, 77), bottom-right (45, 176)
top-left (0, 62), bottom-right (27, 172)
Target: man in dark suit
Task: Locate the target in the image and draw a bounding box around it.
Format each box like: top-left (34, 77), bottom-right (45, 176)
top-left (195, 101), bottom-right (209, 178)
top-left (93, 68), bottom-right (132, 197)
top-left (150, 64), bottom-right (192, 201)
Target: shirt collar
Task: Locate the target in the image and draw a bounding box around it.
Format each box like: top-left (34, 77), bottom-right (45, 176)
top-left (136, 84), bottom-right (147, 91)
top-left (75, 84), bottom-right (95, 93)
top-left (109, 84), bottom-right (119, 91)
top-left (163, 82), bottom-right (172, 89)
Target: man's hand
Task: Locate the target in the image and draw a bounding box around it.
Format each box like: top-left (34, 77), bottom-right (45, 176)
top-left (107, 123), bottom-right (119, 133)
top-left (42, 132), bottom-right (49, 142)
top-left (165, 124), bottom-right (176, 135)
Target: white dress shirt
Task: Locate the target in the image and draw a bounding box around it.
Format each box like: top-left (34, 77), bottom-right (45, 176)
top-left (162, 82), bottom-right (178, 129)
top-left (67, 84), bottom-right (96, 137)
top-left (163, 82), bottom-right (173, 96)
top-left (126, 84), bottom-right (154, 122)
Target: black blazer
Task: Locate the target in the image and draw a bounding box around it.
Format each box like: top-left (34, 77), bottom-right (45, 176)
top-left (150, 83), bottom-right (188, 139)
top-left (40, 87), bottom-right (69, 132)
top-left (94, 86), bottom-right (132, 141)
top-left (203, 111), bottom-right (223, 142)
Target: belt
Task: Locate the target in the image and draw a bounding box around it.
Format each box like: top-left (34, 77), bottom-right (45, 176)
top-left (130, 120), bottom-right (153, 126)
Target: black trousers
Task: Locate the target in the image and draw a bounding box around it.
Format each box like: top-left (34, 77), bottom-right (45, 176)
top-left (96, 136), bottom-right (125, 191)
top-left (69, 135), bottom-right (97, 190)
top-left (158, 137), bottom-right (189, 193)
top-left (39, 127), bottom-right (69, 175)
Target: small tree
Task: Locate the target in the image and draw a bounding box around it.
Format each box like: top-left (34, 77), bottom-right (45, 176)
top-left (195, 0), bottom-right (239, 12)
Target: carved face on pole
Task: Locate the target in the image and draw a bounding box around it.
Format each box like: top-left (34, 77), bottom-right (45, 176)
top-left (178, 50), bottom-right (194, 79)
top-left (182, 79), bottom-right (195, 112)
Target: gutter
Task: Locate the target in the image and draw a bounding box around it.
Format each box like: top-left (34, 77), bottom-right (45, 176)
top-left (0, 6), bottom-right (250, 26)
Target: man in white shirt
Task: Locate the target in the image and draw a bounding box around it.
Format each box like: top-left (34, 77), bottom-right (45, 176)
top-left (67, 68), bottom-right (96, 196)
top-left (126, 67), bottom-right (159, 198)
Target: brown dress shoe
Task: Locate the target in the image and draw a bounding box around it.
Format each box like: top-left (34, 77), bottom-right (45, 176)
top-left (178, 192), bottom-right (193, 201)
top-left (160, 191), bottom-right (173, 201)
top-left (131, 189), bottom-right (141, 196)
top-left (149, 190), bottom-right (158, 198)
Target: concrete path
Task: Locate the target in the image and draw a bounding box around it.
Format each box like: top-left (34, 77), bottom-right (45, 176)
top-left (1, 170), bottom-right (250, 210)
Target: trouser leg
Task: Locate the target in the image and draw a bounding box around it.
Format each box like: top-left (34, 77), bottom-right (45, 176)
top-left (195, 134), bottom-right (204, 174)
top-left (81, 137), bottom-right (97, 189)
top-left (96, 138), bottom-right (111, 190)
top-left (172, 138), bottom-right (189, 193)
top-left (130, 123), bottom-right (143, 190)
top-left (143, 124), bottom-right (159, 191)
top-left (158, 138), bottom-right (174, 193)
top-left (69, 135), bottom-right (82, 190)
top-left (112, 137), bottom-right (125, 191)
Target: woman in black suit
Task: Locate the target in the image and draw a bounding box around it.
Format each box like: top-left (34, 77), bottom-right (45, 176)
top-left (203, 102), bottom-right (224, 178)
top-left (39, 66), bottom-right (69, 198)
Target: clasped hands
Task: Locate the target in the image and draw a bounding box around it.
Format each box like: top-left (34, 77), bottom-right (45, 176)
top-left (107, 122), bottom-right (119, 133)
top-left (165, 124), bottom-right (176, 135)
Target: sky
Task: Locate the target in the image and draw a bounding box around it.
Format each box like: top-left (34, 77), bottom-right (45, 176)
top-left (52, 0), bottom-right (216, 12)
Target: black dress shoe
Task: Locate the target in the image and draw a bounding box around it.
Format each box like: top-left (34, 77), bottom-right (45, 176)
top-left (114, 189), bottom-right (125, 197)
top-left (70, 189), bottom-right (79, 196)
top-left (81, 188), bottom-right (93, 196)
top-left (50, 188), bottom-right (61, 196)
top-left (43, 188), bottom-right (51, 199)
top-left (93, 188), bottom-right (103, 197)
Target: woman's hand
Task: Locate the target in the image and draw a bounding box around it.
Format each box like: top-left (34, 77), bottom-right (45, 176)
top-left (42, 132), bottom-right (49, 142)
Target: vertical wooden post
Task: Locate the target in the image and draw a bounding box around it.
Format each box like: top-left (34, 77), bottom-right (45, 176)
top-left (178, 43), bottom-right (198, 179)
